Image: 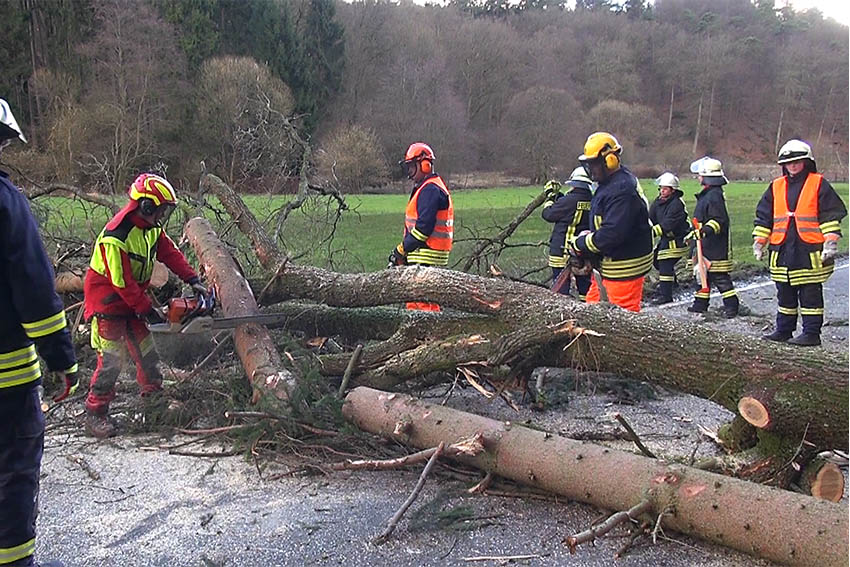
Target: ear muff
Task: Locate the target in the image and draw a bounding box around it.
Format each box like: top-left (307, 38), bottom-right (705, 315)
top-left (420, 159), bottom-right (432, 174)
top-left (139, 197), bottom-right (157, 216)
top-left (602, 148), bottom-right (620, 170)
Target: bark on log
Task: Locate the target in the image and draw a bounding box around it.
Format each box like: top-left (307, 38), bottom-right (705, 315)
top-left (184, 217), bottom-right (296, 405)
top-left (55, 271), bottom-right (84, 294)
top-left (343, 387), bottom-right (848, 567)
top-left (260, 264), bottom-right (848, 451)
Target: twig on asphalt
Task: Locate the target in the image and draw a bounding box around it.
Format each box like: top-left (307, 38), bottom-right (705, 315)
top-left (565, 499), bottom-right (652, 553)
top-left (614, 413), bottom-right (657, 459)
top-left (372, 442), bottom-right (444, 545)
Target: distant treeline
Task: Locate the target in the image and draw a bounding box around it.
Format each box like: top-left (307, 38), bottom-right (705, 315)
top-left (1, 0), bottom-right (846, 192)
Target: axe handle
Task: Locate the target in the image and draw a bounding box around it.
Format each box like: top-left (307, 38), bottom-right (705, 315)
top-left (551, 265), bottom-right (572, 294)
top-left (692, 218), bottom-right (710, 293)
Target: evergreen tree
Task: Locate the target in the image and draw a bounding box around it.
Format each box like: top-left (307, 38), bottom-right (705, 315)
top-left (302, 0), bottom-right (345, 127)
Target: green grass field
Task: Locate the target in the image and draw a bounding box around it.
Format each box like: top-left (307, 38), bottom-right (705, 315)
top-left (34, 179), bottom-right (848, 279)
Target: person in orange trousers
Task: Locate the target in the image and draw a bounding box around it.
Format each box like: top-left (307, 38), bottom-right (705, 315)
top-left (569, 132), bottom-right (653, 312)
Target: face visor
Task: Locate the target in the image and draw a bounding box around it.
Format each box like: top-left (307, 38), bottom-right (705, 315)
top-left (152, 203), bottom-right (176, 227)
top-left (398, 158), bottom-right (419, 180)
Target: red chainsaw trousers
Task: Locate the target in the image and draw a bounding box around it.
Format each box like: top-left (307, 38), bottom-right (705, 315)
top-left (85, 317), bottom-right (162, 415)
top-left (586, 276), bottom-right (645, 312)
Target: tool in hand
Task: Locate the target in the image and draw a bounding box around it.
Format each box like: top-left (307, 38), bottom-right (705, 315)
top-left (146, 289), bottom-right (292, 334)
top-left (691, 217), bottom-right (711, 295)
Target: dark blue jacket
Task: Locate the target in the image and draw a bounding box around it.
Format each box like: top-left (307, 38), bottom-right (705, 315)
top-left (574, 167), bottom-right (653, 280)
top-left (649, 189), bottom-right (689, 260)
top-left (542, 185), bottom-right (592, 267)
top-left (0, 171), bottom-right (77, 395)
top-left (693, 183), bottom-right (733, 271)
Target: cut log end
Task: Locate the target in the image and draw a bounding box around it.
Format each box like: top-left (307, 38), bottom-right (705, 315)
top-left (802, 460), bottom-right (845, 503)
top-left (738, 396), bottom-right (771, 429)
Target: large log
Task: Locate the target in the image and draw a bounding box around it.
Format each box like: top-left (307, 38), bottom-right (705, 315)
top-left (260, 263), bottom-right (848, 452)
top-left (183, 217), bottom-right (296, 406)
top-left (343, 387), bottom-right (848, 567)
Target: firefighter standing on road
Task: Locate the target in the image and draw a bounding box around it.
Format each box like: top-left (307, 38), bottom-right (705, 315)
top-left (542, 167), bottom-right (593, 299)
top-left (1, 98), bottom-right (77, 567)
top-left (752, 140), bottom-right (847, 347)
top-left (569, 132), bottom-right (653, 312)
top-left (687, 157), bottom-right (739, 318)
top-left (648, 172), bottom-right (689, 305)
top-left (83, 173), bottom-right (206, 438)
top-left (388, 142), bottom-right (453, 311)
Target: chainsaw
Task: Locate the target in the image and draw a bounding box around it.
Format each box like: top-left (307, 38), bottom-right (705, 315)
top-left (147, 289), bottom-right (292, 334)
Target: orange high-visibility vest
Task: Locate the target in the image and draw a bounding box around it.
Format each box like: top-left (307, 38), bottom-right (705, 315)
top-left (404, 175), bottom-right (453, 252)
top-left (769, 173), bottom-right (825, 245)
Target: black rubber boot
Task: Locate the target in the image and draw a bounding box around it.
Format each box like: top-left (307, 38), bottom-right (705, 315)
top-left (787, 333), bottom-right (821, 347)
top-left (762, 330), bottom-right (792, 342)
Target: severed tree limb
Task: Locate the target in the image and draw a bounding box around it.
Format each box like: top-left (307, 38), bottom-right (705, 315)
top-left (344, 387), bottom-right (848, 567)
top-left (372, 441), bottom-right (445, 545)
top-left (336, 343), bottom-right (363, 399)
top-left (184, 217), bottom-right (297, 407)
top-left (564, 499), bottom-right (652, 553)
top-left (458, 190), bottom-right (548, 273)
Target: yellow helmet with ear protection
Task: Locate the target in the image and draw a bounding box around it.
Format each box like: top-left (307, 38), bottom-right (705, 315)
top-left (578, 132), bottom-right (622, 171)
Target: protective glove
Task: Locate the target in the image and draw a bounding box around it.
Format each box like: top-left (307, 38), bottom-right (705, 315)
top-left (752, 238), bottom-right (767, 261)
top-left (52, 371), bottom-right (78, 402)
top-left (143, 307), bottom-right (166, 325)
top-left (543, 180), bottom-right (561, 199)
top-left (387, 244), bottom-right (407, 268)
top-left (821, 237), bottom-right (839, 264)
top-left (190, 281), bottom-right (208, 297)
top-left (686, 228), bottom-right (704, 242)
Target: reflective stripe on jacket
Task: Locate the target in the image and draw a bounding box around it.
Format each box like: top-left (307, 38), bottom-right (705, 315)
top-left (404, 175), bottom-right (453, 265)
top-left (769, 173), bottom-right (825, 245)
top-left (1, 171), bottom-right (77, 390)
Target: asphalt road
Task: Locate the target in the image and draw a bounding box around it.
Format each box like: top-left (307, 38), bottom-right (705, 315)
top-left (33, 263), bottom-right (847, 567)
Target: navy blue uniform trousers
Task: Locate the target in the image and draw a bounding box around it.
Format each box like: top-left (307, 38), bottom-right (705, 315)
top-left (0, 385), bottom-right (43, 566)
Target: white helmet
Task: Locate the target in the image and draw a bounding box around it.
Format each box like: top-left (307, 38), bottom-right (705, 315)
top-left (0, 98), bottom-right (27, 144)
top-left (777, 139), bottom-right (814, 164)
top-left (565, 166), bottom-right (593, 190)
top-left (655, 172), bottom-right (679, 189)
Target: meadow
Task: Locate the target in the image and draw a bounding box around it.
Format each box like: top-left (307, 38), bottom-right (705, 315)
top-left (35, 179), bottom-right (848, 280)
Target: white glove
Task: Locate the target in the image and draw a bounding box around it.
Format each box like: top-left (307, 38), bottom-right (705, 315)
top-left (821, 238), bottom-right (839, 264)
top-left (752, 239), bottom-right (766, 261)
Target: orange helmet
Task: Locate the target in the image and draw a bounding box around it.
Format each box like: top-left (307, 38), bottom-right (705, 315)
top-left (400, 142), bottom-right (435, 177)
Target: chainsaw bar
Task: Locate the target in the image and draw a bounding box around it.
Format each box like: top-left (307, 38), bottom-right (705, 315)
top-left (148, 313), bottom-right (293, 334)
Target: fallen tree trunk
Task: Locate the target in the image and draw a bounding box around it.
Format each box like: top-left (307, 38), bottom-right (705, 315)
top-left (343, 387), bottom-right (848, 567)
top-left (259, 263), bottom-right (847, 451)
top-left (184, 217), bottom-right (296, 406)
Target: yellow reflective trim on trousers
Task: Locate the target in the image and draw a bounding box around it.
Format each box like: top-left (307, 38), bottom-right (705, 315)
top-left (139, 334), bottom-right (156, 357)
top-left (90, 318), bottom-right (124, 353)
top-left (21, 310), bottom-right (67, 338)
top-left (708, 260), bottom-right (733, 272)
top-left (799, 307), bottom-right (824, 315)
top-left (0, 538), bottom-right (36, 564)
top-left (0, 361), bottom-right (41, 388)
top-left (695, 291), bottom-right (710, 299)
top-left (548, 255), bottom-right (567, 268)
top-left (778, 306), bottom-right (798, 315)
top-left (659, 275), bottom-right (675, 282)
top-left (0, 344), bottom-right (37, 370)
top-left (721, 289), bottom-right (738, 298)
